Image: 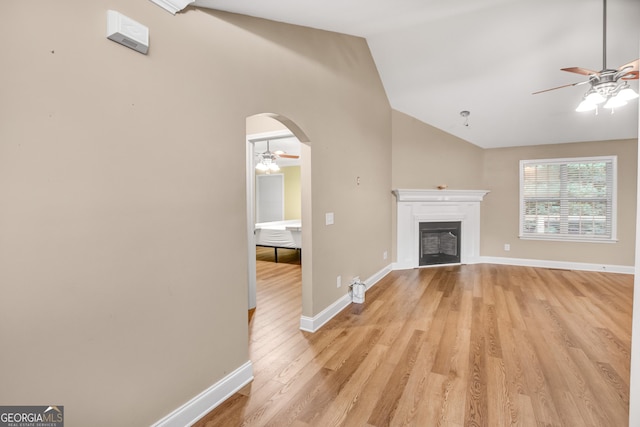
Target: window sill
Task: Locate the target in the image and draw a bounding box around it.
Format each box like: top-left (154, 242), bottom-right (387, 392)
top-left (519, 235), bottom-right (618, 244)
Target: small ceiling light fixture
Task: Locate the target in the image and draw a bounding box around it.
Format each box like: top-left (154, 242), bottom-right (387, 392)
top-left (460, 110), bottom-right (470, 127)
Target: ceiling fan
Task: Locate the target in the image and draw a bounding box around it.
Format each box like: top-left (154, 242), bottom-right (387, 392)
top-left (533, 0), bottom-right (639, 112)
top-left (255, 140), bottom-right (299, 172)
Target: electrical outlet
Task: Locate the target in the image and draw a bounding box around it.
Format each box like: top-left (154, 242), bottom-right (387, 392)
top-left (383, 251), bottom-right (388, 260)
top-left (504, 243), bottom-right (510, 251)
top-left (337, 275), bottom-right (341, 288)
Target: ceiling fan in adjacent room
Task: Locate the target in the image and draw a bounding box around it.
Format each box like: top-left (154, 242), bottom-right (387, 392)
top-left (533, 0), bottom-right (638, 112)
top-left (255, 140), bottom-right (299, 172)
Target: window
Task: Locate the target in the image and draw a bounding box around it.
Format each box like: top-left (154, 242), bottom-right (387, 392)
top-left (519, 156), bottom-right (616, 242)
top-left (256, 174), bottom-right (284, 223)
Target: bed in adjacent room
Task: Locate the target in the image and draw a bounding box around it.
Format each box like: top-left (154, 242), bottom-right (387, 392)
top-left (254, 219), bottom-right (302, 262)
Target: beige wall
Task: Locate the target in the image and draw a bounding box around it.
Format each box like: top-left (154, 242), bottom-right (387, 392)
top-left (247, 115), bottom-right (288, 135)
top-left (481, 139), bottom-right (638, 266)
top-left (391, 110), bottom-right (484, 190)
top-left (283, 166), bottom-right (301, 219)
top-left (0, 3), bottom-right (391, 426)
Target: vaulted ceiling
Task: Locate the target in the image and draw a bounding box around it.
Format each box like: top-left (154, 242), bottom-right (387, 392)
top-left (193, 0), bottom-right (639, 149)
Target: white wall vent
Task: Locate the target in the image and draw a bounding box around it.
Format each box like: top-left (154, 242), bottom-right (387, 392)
top-left (107, 10), bottom-right (149, 55)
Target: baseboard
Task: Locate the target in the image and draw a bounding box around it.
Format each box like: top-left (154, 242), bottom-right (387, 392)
top-left (299, 264), bottom-right (392, 333)
top-left (299, 293), bottom-right (351, 332)
top-left (365, 264), bottom-right (393, 290)
top-left (151, 361), bottom-right (253, 427)
top-left (479, 256), bottom-right (634, 275)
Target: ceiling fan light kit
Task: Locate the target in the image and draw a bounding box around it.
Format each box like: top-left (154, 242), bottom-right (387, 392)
top-left (535, 0), bottom-right (639, 114)
top-left (256, 156), bottom-right (280, 172)
top-left (254, 138), bottom-right (299, 173)
top-left (575, 73), bottom-right (639, 113)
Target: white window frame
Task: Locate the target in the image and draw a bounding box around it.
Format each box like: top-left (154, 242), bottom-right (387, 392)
top-left (256, 173), bottom-right (285, 223)
top-left (519, 155), bottom-right (617, 243)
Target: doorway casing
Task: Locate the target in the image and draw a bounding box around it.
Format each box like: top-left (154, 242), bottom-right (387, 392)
top-left (246, 113), bottom-right (312, 323)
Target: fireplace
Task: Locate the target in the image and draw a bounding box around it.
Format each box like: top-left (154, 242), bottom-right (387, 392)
top-left (419, 221), bottom-right (461, 265)
top-left (393, 189), bottom-right (489, 269)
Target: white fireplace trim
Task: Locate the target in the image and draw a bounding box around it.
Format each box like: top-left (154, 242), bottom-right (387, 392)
top-left (394, 189), bottom-right (489, 203)
top-left (393, 189), bottom-right (489, 270)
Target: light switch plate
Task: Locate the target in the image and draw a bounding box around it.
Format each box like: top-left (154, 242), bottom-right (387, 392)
top-left (325, 212), bottom-right (334, 225)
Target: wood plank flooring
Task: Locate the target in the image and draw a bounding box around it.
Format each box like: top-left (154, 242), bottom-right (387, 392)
top-left (195, 257), bottom-right (632, 427)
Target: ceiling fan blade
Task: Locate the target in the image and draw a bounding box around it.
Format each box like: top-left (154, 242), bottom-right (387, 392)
top-left (532, 80), bottom-right (588, 95)
top-left (618, 58), bottom-right (638, 72)
top-left (621, 71), bottom-right (639, 80)
top-left (277, 154), bottom-right (300, 159)
top-left (561, 67), bottom-right (600, 77)
top-left (619, 59), bottom-right (639, 79)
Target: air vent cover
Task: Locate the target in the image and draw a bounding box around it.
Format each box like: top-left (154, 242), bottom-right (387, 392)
top-left (107, 10), bottom-right (149, 55)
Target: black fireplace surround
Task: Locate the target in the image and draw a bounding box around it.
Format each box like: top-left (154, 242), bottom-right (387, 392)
top-left (419, 221), bottom-right (461, 266)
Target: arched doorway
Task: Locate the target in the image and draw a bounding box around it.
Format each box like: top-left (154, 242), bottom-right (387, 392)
top-left (245, 113), bottom-right (312, 327)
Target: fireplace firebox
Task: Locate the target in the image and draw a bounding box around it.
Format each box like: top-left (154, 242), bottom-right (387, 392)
top-left (419, 221), bottom-right (461, 266)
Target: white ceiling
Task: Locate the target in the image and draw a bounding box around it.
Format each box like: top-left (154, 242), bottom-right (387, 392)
top-left (193, 0), bottom-right (640, 149)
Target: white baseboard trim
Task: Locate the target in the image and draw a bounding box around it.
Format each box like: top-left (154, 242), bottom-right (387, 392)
top-left (480, 256), bottom-right (634, 275)
top-left (151, 360), bottom-right (253, 427)
top-left (299, 294), bottom-right (351, 333)
top-left (299, 264), bottom-right (393, 333)
top-left (365, 264), bottom-right (393, 290)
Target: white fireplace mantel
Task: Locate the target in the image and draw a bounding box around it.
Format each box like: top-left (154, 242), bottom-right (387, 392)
top-left (393, 189), bottom-right (489, 203)
top-left (393, 189), bottom-right (490, 269)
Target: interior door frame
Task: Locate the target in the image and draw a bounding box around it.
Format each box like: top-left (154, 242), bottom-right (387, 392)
top-left (246, 129), bottom-right (295, 309)
top-left (246, 136), bottom-right (257, 309)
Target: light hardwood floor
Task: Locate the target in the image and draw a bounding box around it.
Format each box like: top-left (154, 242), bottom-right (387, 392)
top-left (196, 253), bottom-right (632, 427)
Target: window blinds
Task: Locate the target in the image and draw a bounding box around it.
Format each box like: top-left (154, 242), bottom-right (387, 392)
top-left (519, 156), bottom-right (616, 241)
